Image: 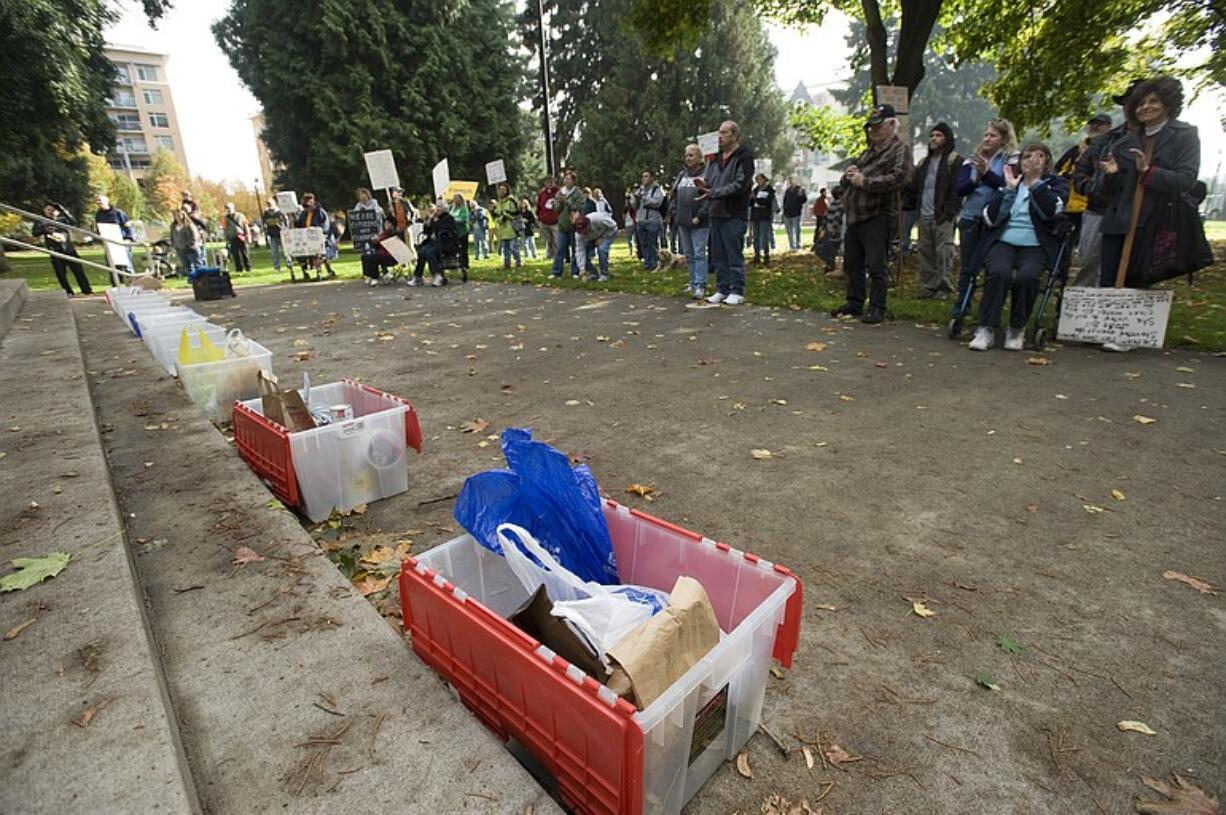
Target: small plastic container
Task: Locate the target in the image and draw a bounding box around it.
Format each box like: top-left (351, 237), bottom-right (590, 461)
top-left (175, 338), bottom-right (274, 423)
top-left (125, 303), bottom-right (189, 337)
top-left (401, 501), bottom-right (803, 815)
top-left (136, 310), bottom-right (202, 350)
top-left (232, 380), bottom-right (423, 521)
top-left (145, 321), bottom-right (227, 376)
top-left (109, 291), bottom-right (169, 322)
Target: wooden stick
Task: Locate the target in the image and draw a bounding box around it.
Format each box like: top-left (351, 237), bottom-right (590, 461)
top-left (1115, 138), bottom-right (1154, 287)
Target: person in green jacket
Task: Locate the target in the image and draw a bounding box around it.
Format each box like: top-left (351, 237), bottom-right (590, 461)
top-left (492, 183), bottom-right (521, 269)
top-left (549, 169), bottom-right (586, 278)
top-left (450, 192), bottom-right (471, 281)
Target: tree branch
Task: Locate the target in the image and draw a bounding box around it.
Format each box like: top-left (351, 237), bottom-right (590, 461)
top-left (892, 0), bottom-right (945, 93)
top-left (861, 0), bottom-right (889, 87)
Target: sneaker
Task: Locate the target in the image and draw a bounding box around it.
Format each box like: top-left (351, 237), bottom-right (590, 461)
top-left (598, 274), bottom-right (609, 282)
top-left (549, 273), bottom-right (561, 279)
top-left (860, 308), bottom-right (884, 325)
top-left (725, 293), bottom-right (745, 306)
top-left (707, 291), bottom-right (727, 305)
top-left (969, 326), bottom-right (994, 351)
top-left (407, 276), bottom-right (423, 287)
top-left (693, 287), bottom-right (705, 300)
top-left (1003, 327), bottom-right (1025, 351)
top-left (829, 303), bottom-right (862, 318)
top-left (431, 273), bottom-right (447, 287)
top-left (1102, 342), bottom-right (1133, 353)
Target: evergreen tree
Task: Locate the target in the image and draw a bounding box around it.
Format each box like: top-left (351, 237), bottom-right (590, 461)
top-left (214, 0), bottom-right (530, 207)
top-left (524, 0), bottom-right (790, 209)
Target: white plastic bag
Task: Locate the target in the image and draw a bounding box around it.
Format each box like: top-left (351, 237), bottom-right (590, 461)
top-left (224, 328), bottom-right (252, 358)
top-left (496, 524), bottom-right (667, 665)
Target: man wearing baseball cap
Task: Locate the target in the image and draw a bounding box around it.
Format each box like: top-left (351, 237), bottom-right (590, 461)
top-left (829, 103), bottom-right (913, 324)
top-left (1055, 113), bottom-right (1114, 280)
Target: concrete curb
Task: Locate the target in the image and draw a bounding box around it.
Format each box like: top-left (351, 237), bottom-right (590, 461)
top-left (0, 279), bottom-right (29, 341)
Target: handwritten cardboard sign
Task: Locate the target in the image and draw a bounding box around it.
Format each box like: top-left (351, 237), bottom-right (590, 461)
top-left (276, 191), bottom-right (300, 214)
top-left (1056, 287), bottom-right (1172, 348)
top-left (485, 159), bottom-right (507, 185)
top-left (364, 149), bottom-right (399, 191)
top-left (697, 131), bottom-right (719, 157)
top-left (432, 158), bottom-right (450, 199)
top-left (282, 227), bottom-right (325, 257)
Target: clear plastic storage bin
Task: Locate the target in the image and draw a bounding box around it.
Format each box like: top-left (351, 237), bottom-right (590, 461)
top-left (233, 381), bottom-right (423, 522)
top-left (174, 339), bottom-right (273, 423)
top-left (145, 321), bottom-right (226, 376)
top-left (402, 501), bottom-right (803, 815)
top-left (137, 310), bottom-right (203, 353)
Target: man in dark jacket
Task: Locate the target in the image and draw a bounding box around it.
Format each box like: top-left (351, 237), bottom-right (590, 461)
top-left (831, 104), bottom-right (913, 324)
top-left (33, 203), bottom-right (92, 295)
top-left (697, 120), bottom-right (754, 305)
top-left (94, 194), bottom-right (135, 274)
top-left (781, 178), bottom-right (807, 251)
top-left (912, 122), bottom-right (963, 298)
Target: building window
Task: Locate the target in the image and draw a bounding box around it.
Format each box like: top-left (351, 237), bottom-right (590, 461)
top-left (155, 135), bottom-right (175, 150)
top-left (113, 65), bottom-right (131, 84)
top-left (111, 113), bottom-right (141, 130)
top-left (120, 137), bottom-right (148, 153)
top-left (142, 89), bottom-right (164, 105)
top-left (110, 92), bottom-right (137, 108)
top-left (135, 63), bottom-right (159, 81)
top-left (149, 112), bottom-right (169, 128)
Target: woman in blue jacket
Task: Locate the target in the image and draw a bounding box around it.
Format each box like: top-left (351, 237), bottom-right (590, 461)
top-left (951, 118), bottom-right (1017, 318)
top-left (968, 143), bottom-right (1069, 352)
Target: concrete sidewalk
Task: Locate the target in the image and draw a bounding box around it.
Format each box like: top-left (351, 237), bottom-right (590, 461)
top-left (0, 291), bottom-right (194, 814)
top-left (73, 298), bottom-right (558, 814)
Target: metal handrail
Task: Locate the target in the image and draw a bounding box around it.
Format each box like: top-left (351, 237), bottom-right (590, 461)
top-left (0, 236), bottom-right (154, 280)
top-left (0, 201), bottom-right (138, 249)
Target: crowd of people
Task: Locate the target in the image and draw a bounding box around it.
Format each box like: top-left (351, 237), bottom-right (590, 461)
top-left (24, 74), bottom-right (1210, 353)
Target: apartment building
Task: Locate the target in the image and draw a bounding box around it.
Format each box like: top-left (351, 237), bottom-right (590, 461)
top-left (104, 45), bottom-right (190, 179)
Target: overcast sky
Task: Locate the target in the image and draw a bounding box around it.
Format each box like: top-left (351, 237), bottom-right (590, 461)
top-left (107, 2), bottom-right (1223, 187)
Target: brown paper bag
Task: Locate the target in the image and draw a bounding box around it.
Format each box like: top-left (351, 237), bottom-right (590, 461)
top-left (510, 586), bottom-right (610, 681)
top-left (258, 371), bottom-right (316, 432)
top-left (605, 576), bottom-right (721, 710)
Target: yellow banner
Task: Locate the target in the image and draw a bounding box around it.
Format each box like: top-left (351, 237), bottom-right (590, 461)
top-left (444, 180), bottom-right (480, 201)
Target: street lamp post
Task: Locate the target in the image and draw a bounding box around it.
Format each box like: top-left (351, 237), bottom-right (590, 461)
top-left (535, 0), bottom-right (556, 177)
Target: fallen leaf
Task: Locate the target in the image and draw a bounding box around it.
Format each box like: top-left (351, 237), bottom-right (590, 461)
top-left (996, 634), bottom-right (1024, 654)
top-left (293, 350), bottom-right (315, 362)
top-left (461, 418), bottom-right (490, 434)
top-left (770, 664), bottom-right (783, 679)
top-left (626, 483), bottom-right (655, 497)
top-left (1026, 356), bottom-right (1051, 366)
top-left (351, 503), bottom-right (367, 515)
top-left (0, 553), bottom-right (71, 593)
top-left (823, 743), bottom-right (858, 768)
top-left (265, 498), bottom-right (286, 510)
top-left (803, 746), bottom-right (815, 769)
top-left (1134, 415), bottom-right (1157, 425)
top-left (361, 542), bottom-right (412, 566)
top-left (1083, 504), bottom-right (1106, 514)
top-left (1177, 382), bottom-right (1196, 389)
top-left (1012, 457), bottom-right (1023, 465)
top-left (1135, 773), bottom-right (1220, 815)
top-left (72, 697), bottom-right (115, 728)
top-left (806, 342), bottom-right (827, 352)
top-left (911, 600), bottom-right (936, 618)
top-left (1162, 570), bottom-right (1219, 595)
top-left (352, 573), bottom-right (392, 596)
top-left (808, 365), bottom-right (829, 371)
top-left (1112, 489), bottom-right (1127, 501)
top-left (4, 603), bottom-right (46, 640)
top-left (760, 794), bottom-right (822, 815)
top-left (1026, 503), bottom-right (1039, 513)
top-left (813, 603), bottom-right (837, 611)
top-left (1175, 366), bottom-right (1196, 373)
top-left (232, 546), bottom-right (265, 566)
top-left (750, 449), bottom-right (773, 460)
top-left (735, 750), bottom-right (753, 778)
top-left (292, 338), bottom-right (310, 347)
top-left (839, 394), bottom-right (854, 402)
top-left (564, 399), bottom-right (580, 406)
top-left (975, 673), bottom-right (1001, 691)
top-left (1117, 720), bottom-right (1157, 736)
top-left (770, 398), bottom-right (788, 406)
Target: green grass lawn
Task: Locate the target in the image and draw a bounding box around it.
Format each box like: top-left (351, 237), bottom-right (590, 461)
top-left (5, 227), bottom-right (1224, 351)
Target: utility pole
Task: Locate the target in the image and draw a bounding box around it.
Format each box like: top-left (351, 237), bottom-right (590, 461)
top-left (535, 0), bottom-right (556, 177)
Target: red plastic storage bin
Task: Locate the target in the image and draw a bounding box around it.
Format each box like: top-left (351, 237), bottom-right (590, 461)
top-left (400, 500), bottom-right (803, 815)
top-left (232, 379), bottom-right (422, 510)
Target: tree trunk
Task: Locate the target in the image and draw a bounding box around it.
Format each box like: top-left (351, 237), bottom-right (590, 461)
top-left (892, 0), bottom-right (944, 94)
top-left (861, 0), bottom-right (889, 88)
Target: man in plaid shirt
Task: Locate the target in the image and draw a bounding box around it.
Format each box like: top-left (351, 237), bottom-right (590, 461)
top-left (830, 104), bottom-right (913, 324)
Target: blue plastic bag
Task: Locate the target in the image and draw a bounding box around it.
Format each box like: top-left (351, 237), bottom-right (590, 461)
top-left (454, 428), bottom-right (618, 585)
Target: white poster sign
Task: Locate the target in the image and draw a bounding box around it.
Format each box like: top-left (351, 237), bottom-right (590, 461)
top-left (754, 158), bottom-right (773, 178)
top-left (276, 191), bottom-right (300, 214)
top-left (380, 236), bottom-right (416, 265)
top-left (97, 222), bottom-right (129, 268)
top-left (282, 227), bottom-right (326, 257)
top-left (484, 159), bottom-right (507, 185)
top-left (364, 149), bottom-right (400, 191)
top-left (875, 84), bottom-right (910, 113)
top-left (1056, 287), bottom-right (1173, 349)
top-left (432, 158), bottom-right (450, 199)
top-left (697, 131), bottom-right (719, 157)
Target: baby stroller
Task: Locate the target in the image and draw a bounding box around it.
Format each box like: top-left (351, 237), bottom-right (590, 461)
top-left (149, 240), bottom-right (177, 278)
top-left (435, 216), bottom-right (465, 282)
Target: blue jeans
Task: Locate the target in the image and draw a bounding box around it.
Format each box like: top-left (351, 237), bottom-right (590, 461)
top-left (625, 228), bottom-right (635, 254)
top-left (636, 221), bottom-right (661, 269)
top-left (267, 234), bottom-right (283, 270)
top-left (752, 220), bottom-right (772, 261)
top-left (521, 235), bottom-right (537, 258)
top-left (669, 221), bottom-right (679, 253)
top-left (710, 217), bottom-right (747, 295)
top-left (472, 226), bottom-right (488, 258)
top-left (177, 248), bottom-right (201, 275)
top-left (593, 235), bottom-right (614, 277)
top-left (784, 215), bottom-right (802, 250)
top-left (678, 224), bottom-right (709, 290)
top-left (551, 229), bottom-right (576, 277)
top-left (500, 238), bottom-right (520, 267)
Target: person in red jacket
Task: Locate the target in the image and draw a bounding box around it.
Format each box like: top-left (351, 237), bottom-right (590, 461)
top-left (536, 175), bottom-right (560, 259)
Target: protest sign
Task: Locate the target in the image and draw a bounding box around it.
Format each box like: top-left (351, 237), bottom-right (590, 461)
top-left (97, 222), bottom-right (130, 269)
top-left (485, 159), bottom-right (507, 185)
top-left (697, 131), bottom-right (719, 157)
top-left (432, 158), bottom-right (450, 198)
top-left (874, 85), bottom-right (909, 113)
top-left (1056, 287), bottom-right (1173, 349)
top-left (282, 227), bottom-right (325, 257)
top-left (276, 191), bottom-right (300, 214)
top-left (380, 236), bottom-right (416, 266)
top-left (364, 149), bottom-right (399, 191)
top-left (444, 180), bottom-right (479, 201)
top-left (754, 158), bottom-right (773, 178)
top-left (348, 208), bottom-right (382, 251)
